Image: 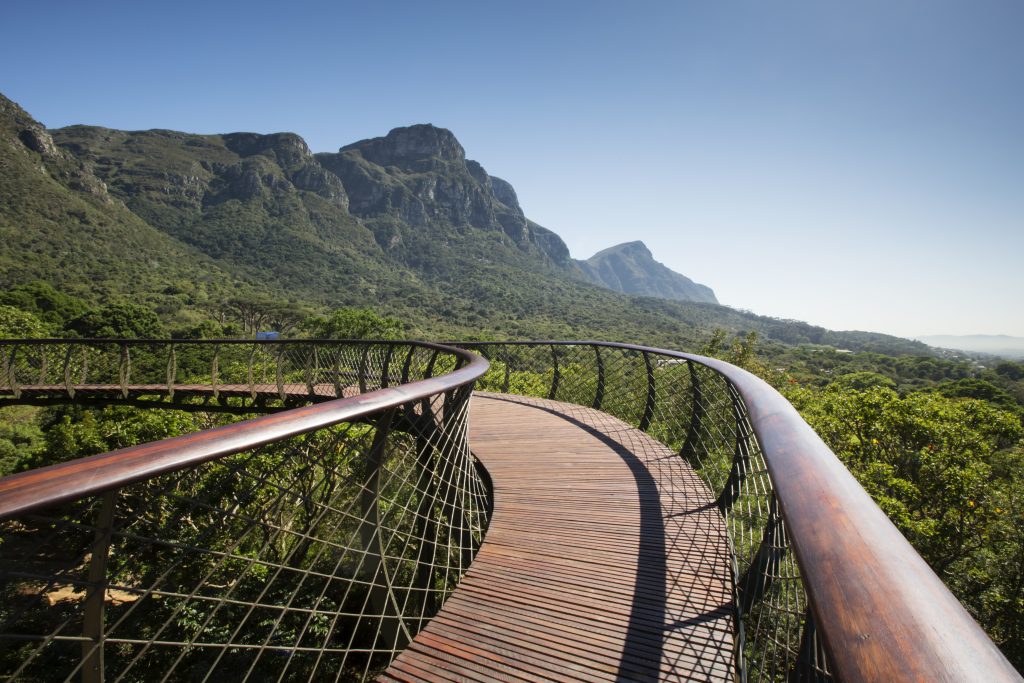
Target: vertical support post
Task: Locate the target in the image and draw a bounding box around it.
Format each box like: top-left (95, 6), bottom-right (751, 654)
top-left (423, 349), bottom-right (439, 380)
top-left (680, 363), bottom-right (705, 462)
top-left (717, 382), bottom-right (753, 513)
top-left (4, 345), bottom-right (19, 400)
top-left (639, 351), bottom-right (656, 431)
top-left (592, 345), bottom-right (605, 410)
top-left (82, 490), bottom-right (118, 683)
top-left (275, 345), bottom-right (286, 401)
top-left (548, 345), bottom-right (560, 400)
top-left (358, 346), bottom-right (370, 393)
top-left (400, 346), bottom-right (418, 384)
top-left (118, 344), bottom-right (130, 400)
top-left (64, 344), bottom-right (76, 399)
top-left (380, 346), bottom-right (395, 389)
top-left (247, 345), bottom-right (258, 401)
top-left (737, 494), bottom-right (784, 616)
top-left (789, 607), bottom-right (830, 682)
top-left (501, 352), bottom-right (511, 394)
top-left (305, 345), bottom-right (316, 397)
top-left (210, 345), bottom-right (220, 401)
top-left (80, 346), bottom-right (88, 386)
top-left (166, 345), bottom-right (177, 400)
top-left (358, 408), bottom-right (411, 652)
top-left (411, 432), bottom-right (438, 626)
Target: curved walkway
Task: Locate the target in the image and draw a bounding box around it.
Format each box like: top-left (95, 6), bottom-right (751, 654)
top-left (382, 394), bottom-right (736, 682)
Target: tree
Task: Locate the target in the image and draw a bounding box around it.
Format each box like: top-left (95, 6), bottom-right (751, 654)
top-left (0, 281), bottom-right (88, 327)
top-left (786, 382), bottom-right (1024, 667)
top-left (64, 301), bottom-right (165, 339)
top-left (0, 305), bottom-right (49, 339)
top-left (300, 308), bottom-right (404, 340)
top-left (833, 371), bottom-right (897, 392)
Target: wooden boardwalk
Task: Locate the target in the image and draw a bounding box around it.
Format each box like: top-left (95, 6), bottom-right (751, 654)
top-left (383, 394), bottom-right (736, 682)
top-left (2, 383), bottom-right (738, 679)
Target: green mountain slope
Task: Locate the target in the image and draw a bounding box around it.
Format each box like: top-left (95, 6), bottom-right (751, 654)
top-left (1, 92), bottom-right (933, 354)
top-left (0, 94), bottom-right (258, 326)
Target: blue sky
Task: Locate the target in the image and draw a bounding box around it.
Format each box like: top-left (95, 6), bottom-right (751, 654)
top-left (3, 1), bottom-right (1022, 337)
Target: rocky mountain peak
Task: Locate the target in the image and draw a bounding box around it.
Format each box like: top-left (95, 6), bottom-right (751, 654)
top-left (340, 124), bottom-right (465, 168)
top-left (577, 241), bottom-right (717, 304)
top-left (603, 240), bottom-right (652, 259)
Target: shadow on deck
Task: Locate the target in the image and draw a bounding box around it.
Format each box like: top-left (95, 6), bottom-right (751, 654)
top-left (383, 394), bottom-right (735, 682)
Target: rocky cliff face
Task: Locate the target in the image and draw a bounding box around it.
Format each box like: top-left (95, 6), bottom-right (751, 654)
top-left (577, 241), bottom-right (717, 304)
top-left (316, 124), bottom-right (571, 266)
top-left (220, 132), bottom-right (348, 208)
top-left (1, 95), bottom-right (112, 203)
top-left (24, 102), bottom-right (710, 307)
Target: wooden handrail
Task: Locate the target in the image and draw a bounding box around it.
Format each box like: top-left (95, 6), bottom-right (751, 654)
top-left (456, 340), bottom-right (1022, 682)
top-left (1, 337), bottom-right (1019, 680)
top-left (0, 341), bottom-right (488, 520)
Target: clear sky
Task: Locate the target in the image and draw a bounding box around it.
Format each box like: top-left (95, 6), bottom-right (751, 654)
top-left (3, 1), bottom-right (1022, 337)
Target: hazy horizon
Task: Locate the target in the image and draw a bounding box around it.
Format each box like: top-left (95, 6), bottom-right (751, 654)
top-left (2, 1), bottom-right (1021, 339)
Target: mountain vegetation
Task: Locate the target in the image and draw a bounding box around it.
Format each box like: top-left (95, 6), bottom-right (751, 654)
top-left (2, 92), bottom-right (930, 354)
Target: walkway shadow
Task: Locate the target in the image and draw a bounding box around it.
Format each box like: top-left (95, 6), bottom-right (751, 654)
top-left (483, 394), bottom-right (735, 682)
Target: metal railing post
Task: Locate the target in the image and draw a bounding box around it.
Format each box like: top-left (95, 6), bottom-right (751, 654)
top-left (592, 345), bottom-right (605, 410)
top-left (717, 382), bottom-right (753, 513)
top-left (548, 345), bottom-right (560, 400)
top-left (117, 343), bottom-right (130, 399)
top-left (639, 351), bottom-right (656, 431)
top-left (82, 490), bottom-right (118, 683)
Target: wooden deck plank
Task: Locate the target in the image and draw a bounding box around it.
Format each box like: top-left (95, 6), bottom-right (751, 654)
top-left (382, 393), bottom-right (735, 682)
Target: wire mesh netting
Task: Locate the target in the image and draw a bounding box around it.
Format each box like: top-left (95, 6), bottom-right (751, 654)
top-left (0, 341), bottom-right (489, 682)
top-left (0, 340), bottom-right (451, 411)
top-left (462, 342), bottom-right (831, 682)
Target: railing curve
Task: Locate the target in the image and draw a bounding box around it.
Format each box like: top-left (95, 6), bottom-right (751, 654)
top-left (0, 339), bottom-right (490, 681)
top-left (1, 338), bottom-right (1021, 682)
top-left (456, 340), bottom-right (1022, 683)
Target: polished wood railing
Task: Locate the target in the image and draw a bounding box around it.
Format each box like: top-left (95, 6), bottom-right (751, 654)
top-left (456, 341), bottom-right (1022, 682)
top-left (0, 340), bottom-right (490, 681)
top-left (0, 338), bottom-right (1020, 681)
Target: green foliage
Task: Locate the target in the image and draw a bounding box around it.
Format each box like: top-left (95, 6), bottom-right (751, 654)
top-left (937, 378), bottom-right (1021, 414)
top-left (300, 308), bottom-right (404, 340)
top-left (64, 301), bottom-right (165, 339)
top-left (832, 371), bottom-right (898, 391)
top-left (787, 383), bottom-right (1024, 665)
top-left (0, 305), bottom-right (49, 338)
top-left (36, 406), bottom-right (203, 468)
top-left (0, 406), bottom-right (45, 476)
top-left (0, 281), bottom-right (88, 327)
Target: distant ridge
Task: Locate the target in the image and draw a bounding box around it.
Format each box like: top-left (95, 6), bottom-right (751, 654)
top-left (576, 241), bottom-right (717, 304)
top-left (917, 335), bottom-right (1024, 359)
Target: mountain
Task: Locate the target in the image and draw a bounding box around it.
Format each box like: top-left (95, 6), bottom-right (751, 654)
top-left (0, 94), bottom-right (258, 328)
top-left (917, 335), bottom-right (1024, 360)
top-left (0, 92), bottom-right (935, 355)
top-left (577, 241), bottom-right (717, 304)
top-left (315, 124), bottom-right (573, 268)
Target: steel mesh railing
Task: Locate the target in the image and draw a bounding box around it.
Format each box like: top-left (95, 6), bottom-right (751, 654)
top-left (0, 340), bottom-right (489, 682)
top-left (0, 340), bottom-right (442, 412)
top-left (3, 339), bottom-right (1017, 682)
top-left (461, 341), bottom-right (830, 682)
